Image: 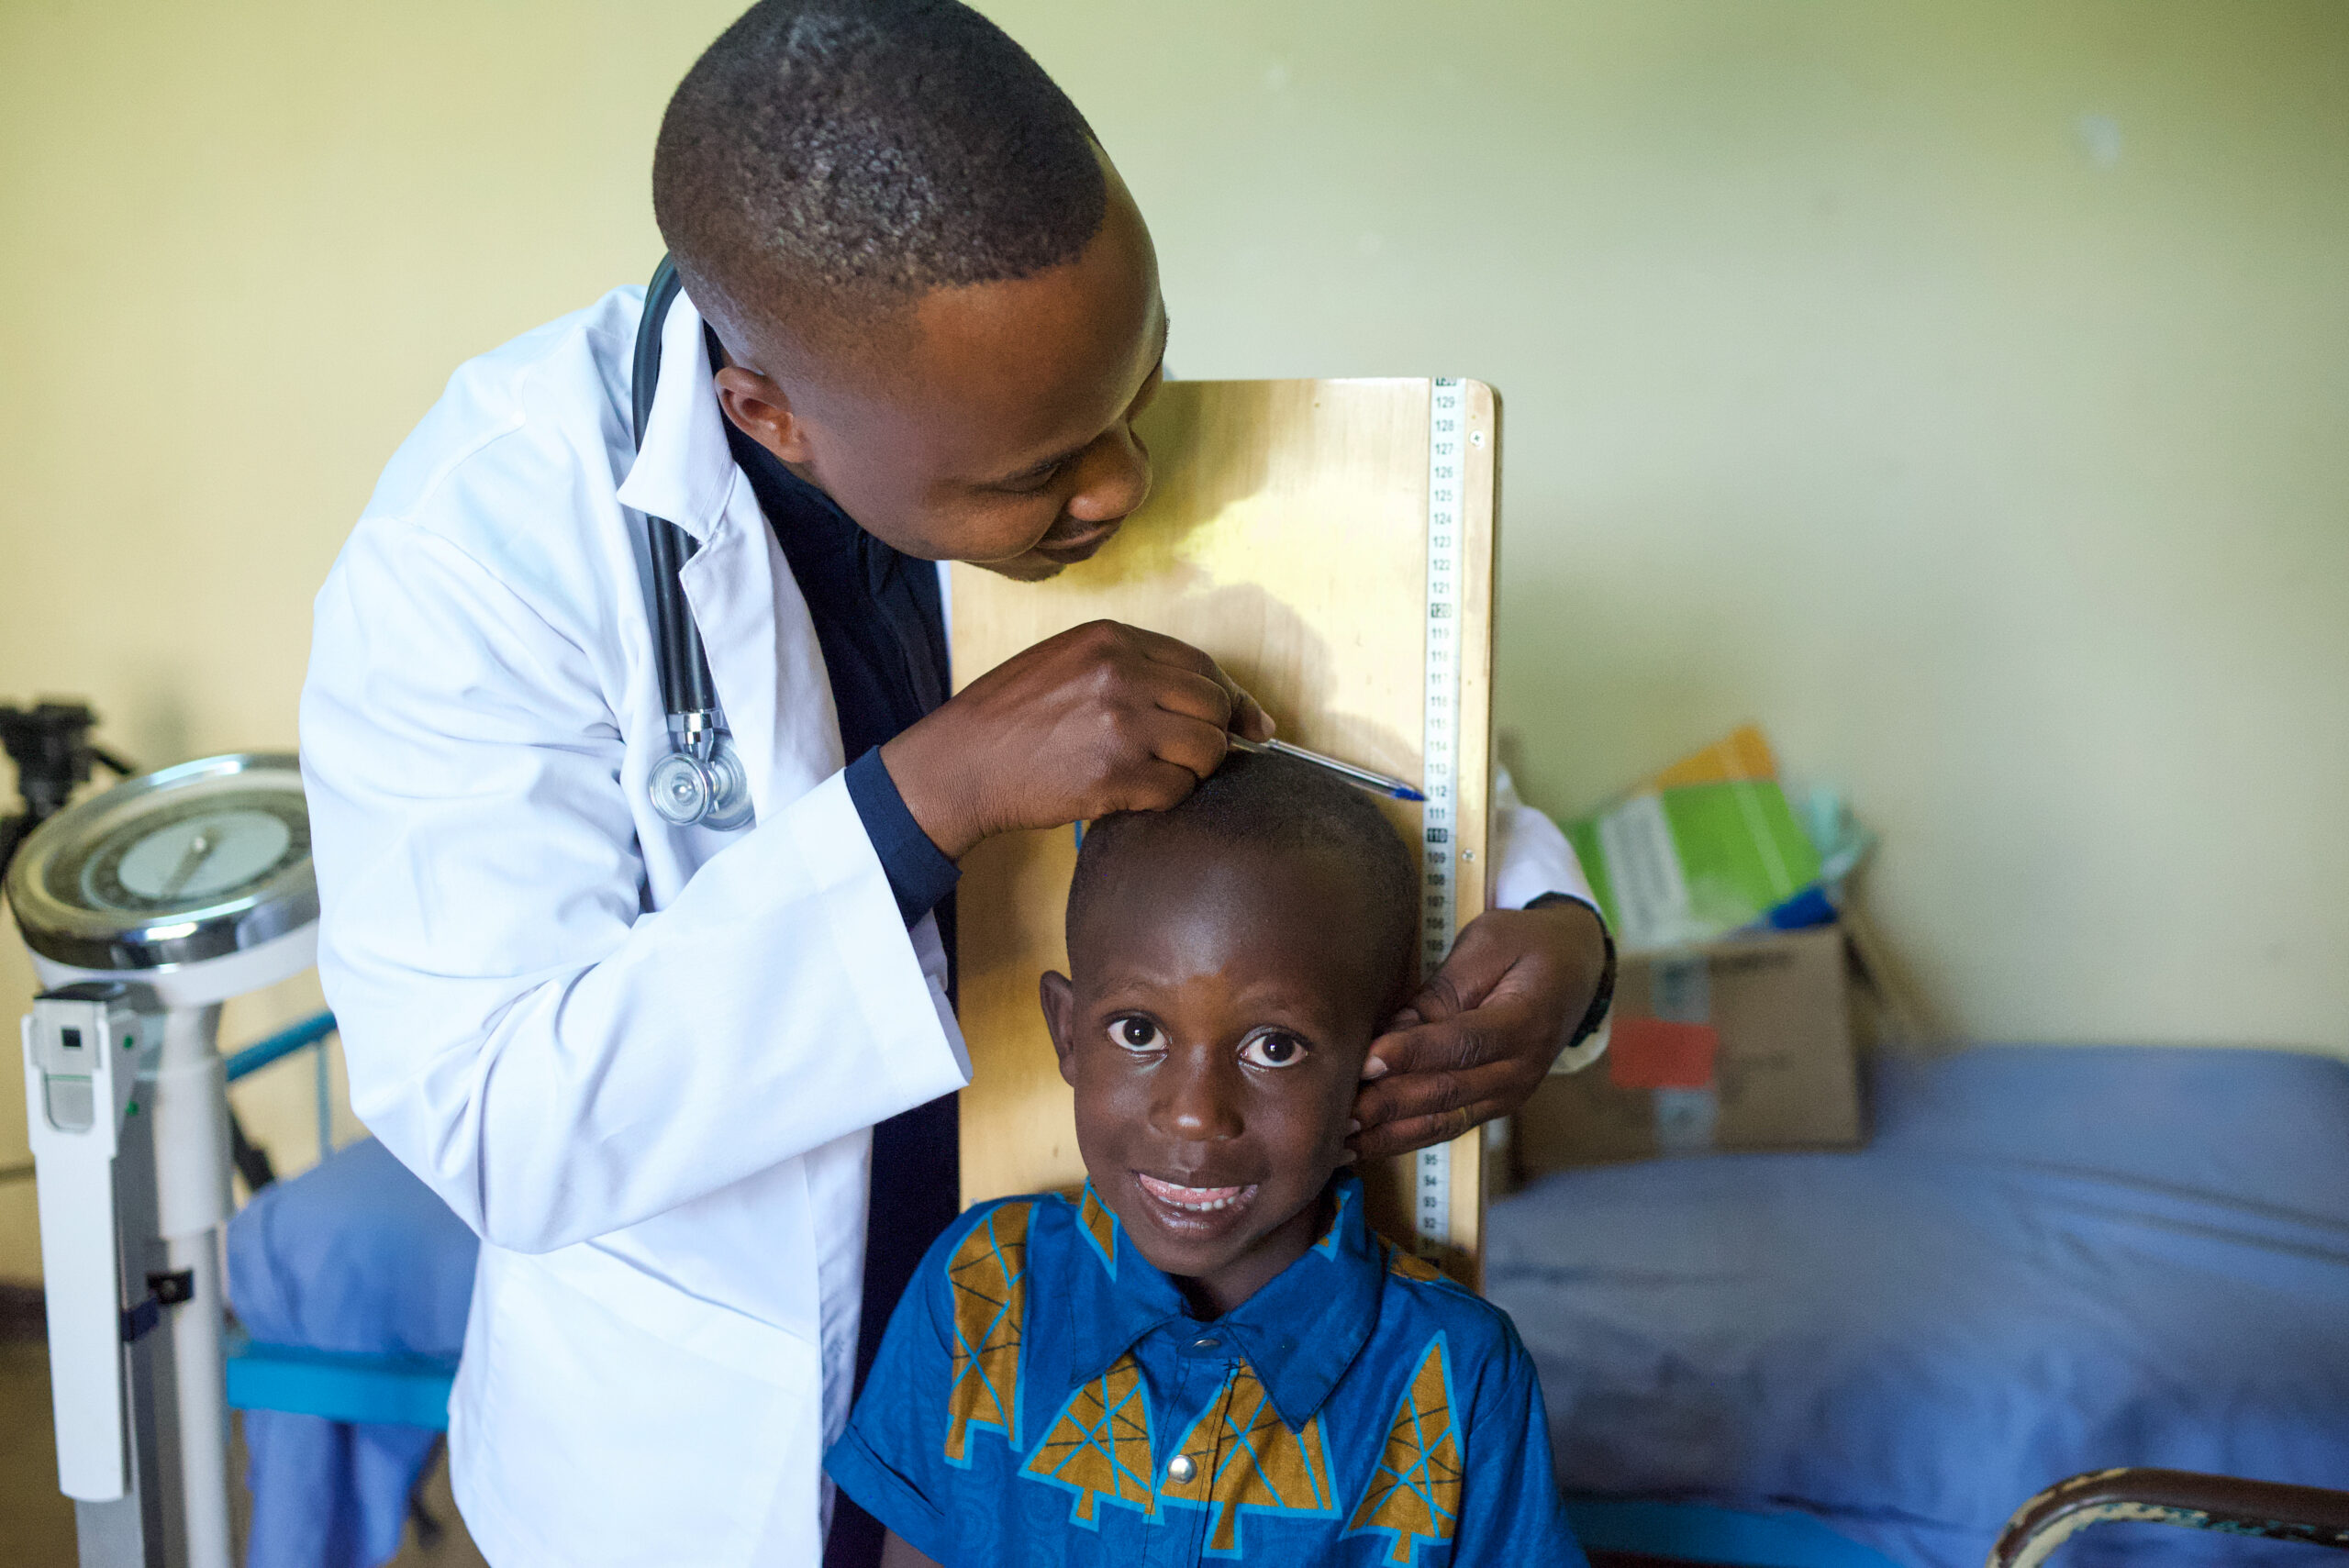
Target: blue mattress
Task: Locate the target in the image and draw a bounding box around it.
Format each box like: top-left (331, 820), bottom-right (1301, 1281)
top-left (228, 1137), bottom-right (477, 1568)
top-left (1488, 1044), bottom-right (2349, 1567)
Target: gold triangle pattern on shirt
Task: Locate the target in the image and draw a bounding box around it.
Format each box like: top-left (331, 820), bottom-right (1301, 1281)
top-left (1378, 1233), bottom-right (1451, 1286)
top-left (945, 1202), bottom-right (1030, 1463)
top-left (1161, 1362), bottom-right (1340, 1554)
top-left (1077, 1182), bottom-right (1119, 1276)
top-left (1345, 1333), bottom-right (1464, 1563)
top-left (1022, 1351), bottom-right (1158, 1523)
top-left (1310, 1183), bottom-right (1353, 1260)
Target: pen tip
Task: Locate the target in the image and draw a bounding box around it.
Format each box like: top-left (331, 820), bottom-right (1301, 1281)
top-left (1396, 786), bottom-right (1428, 803)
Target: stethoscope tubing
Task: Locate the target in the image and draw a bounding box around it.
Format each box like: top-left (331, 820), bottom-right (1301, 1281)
top-left (632, 256), bottom-right (752, 829)
top-left (634, 256), bottom-right (719, 725)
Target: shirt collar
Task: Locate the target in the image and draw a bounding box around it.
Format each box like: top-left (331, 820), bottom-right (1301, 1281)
top-left (1061, 1173), bottom-right (1384, 1431)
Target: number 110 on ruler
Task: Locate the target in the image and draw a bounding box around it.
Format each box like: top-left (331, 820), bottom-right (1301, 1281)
top-left (1417, 378), bottom-right (1466, 1255)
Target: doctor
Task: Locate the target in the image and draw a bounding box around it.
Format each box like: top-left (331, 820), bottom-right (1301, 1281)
top-left (300, 2), bottom-right (1610, 1564)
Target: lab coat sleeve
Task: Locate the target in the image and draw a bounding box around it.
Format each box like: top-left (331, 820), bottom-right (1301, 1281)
top-left (302, 521), bottom-right (968, 1254)
top-left (1490, 794), bottom-right (1598, 917)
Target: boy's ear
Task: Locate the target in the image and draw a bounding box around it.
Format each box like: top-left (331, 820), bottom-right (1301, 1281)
top-left (1040, 972), bottom-right (1079, 1086)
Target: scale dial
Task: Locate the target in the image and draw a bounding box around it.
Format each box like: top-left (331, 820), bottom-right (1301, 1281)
top-left (6, 753), bottom-right (317, 972)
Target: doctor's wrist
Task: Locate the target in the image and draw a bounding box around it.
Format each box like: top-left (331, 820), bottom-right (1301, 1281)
top-left (878, 727), bottom-right (982, 862)
top-left (1528, 893), bottom-right (1615, 1062)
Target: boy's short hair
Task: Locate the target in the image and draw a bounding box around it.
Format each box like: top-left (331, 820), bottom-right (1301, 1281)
top-left (1067, 749), bottom-right (1420, 1004)
top-left (652, 0), bottom-right (1106, 355)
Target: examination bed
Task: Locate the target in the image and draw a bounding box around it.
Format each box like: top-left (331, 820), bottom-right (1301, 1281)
top-left (1491, 1043), bottom-right (2349, 1566)
top-left (224, 1043), bottom-right (2348, 1567)
top-left (227, 1136), bottom-right (473, 1568)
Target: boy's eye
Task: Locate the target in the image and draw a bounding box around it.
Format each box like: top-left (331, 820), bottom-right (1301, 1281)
top-left (1239, 1031), bottom-right (1309, 1070)
top-left (1109, 1018), bottom-right (1163, 1052)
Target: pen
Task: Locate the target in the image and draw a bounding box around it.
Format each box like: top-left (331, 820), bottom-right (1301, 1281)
top-left (1227, 736), bottom-right (1428, 803)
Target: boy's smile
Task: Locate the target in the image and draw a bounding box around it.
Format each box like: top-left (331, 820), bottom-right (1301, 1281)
top-left (1041, 830), bottom-right (1401, 1316)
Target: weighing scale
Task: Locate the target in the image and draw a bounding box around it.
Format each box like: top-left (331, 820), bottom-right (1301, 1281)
top-left (9, 751), bottom-right (319, 1568)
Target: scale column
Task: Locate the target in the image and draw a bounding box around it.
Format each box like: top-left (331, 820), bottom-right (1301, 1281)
top-left (149, 1005), bottom-right (233, 1568)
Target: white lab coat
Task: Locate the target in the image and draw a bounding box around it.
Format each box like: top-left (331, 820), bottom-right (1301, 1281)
top-left (299, 285), bottom-right (1590, 1567)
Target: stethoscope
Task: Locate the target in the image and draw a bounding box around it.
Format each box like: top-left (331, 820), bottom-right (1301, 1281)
top-left (632, 255), bottom-right (755, 830)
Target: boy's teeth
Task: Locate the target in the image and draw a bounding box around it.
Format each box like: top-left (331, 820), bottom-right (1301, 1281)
top-left (1138, 1173), bottom-right (1251, 1212)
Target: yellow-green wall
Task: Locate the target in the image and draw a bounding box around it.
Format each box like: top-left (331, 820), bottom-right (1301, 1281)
top-left (4, 2), bottom-right (2345, 1275)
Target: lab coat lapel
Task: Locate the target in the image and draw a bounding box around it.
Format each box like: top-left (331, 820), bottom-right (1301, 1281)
top-left (685, 497), bottom-right (842, 822)
top-left (614, 285), bottom-right (732, 545)
top-left (617, 288), bottom-right (842, 824)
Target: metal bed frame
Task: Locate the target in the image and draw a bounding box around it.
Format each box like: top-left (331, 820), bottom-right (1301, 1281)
top-left (1989, 1468), bottom-right (2349, 1566)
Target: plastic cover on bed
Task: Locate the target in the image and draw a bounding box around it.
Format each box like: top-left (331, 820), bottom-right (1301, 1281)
top-left (1489, 1045), bottom-right (2349, 1567)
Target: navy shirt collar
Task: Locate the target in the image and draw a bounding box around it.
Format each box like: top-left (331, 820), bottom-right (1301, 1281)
top-left (1061, 1173), bottom-right (1383, 1432)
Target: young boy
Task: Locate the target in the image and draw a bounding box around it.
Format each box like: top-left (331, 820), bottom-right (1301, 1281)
top-left (827, 751), bottom-right (1586, 1565)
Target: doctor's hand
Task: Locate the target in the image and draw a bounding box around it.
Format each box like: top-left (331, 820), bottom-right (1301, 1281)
top-left (880, 619), bottom-right (1274, 862)
top-left (1347, 899), bottom-right (1609, 1161)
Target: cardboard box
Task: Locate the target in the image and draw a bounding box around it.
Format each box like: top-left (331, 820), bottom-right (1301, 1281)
top-left (1516, 923), bottom-right (1864, 1173)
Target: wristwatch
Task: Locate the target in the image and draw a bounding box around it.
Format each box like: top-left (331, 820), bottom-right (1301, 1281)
top-left (1529, 892), bottom-right (1616, 1073)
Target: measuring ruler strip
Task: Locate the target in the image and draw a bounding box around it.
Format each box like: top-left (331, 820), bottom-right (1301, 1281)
top-left (1416, 377), bottom-right (1466, 1254)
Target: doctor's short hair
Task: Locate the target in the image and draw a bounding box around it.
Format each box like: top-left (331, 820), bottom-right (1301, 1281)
top-left (1066, 749), bottom-right (1421, 1001)
top-left (653, 0), bottom-right (1105, 356)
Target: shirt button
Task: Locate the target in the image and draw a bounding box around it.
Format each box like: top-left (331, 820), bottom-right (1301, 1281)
top-left (1167, 1454), bottom-right (1197, 1483)
top-left (1190, 1336), bottom-right (1220, 1352)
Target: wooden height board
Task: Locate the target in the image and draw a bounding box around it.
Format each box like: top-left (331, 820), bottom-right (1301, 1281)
top-left (948, 377), bottom-right (1499, 1283)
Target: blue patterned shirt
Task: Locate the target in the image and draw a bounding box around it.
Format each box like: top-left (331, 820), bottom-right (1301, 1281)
top-left (825, 1173), bottom-right (1585, 1566)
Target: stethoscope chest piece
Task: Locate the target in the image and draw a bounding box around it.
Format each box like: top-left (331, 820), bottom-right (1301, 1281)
top-left (648, 733), bottom-right (753, 832)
